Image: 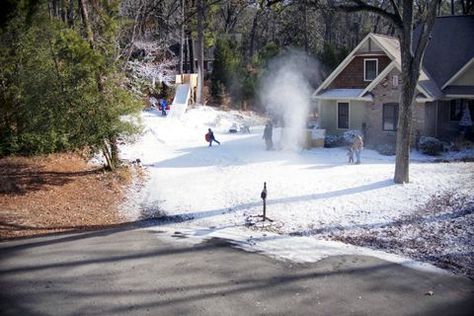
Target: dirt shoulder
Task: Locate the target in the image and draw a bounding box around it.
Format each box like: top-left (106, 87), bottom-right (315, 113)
top-left (0, 153), bottom-right (135, 240)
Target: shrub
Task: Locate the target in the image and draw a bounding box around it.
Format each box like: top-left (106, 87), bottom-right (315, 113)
top-left (323, 130), bottom-right (362, 148)
top-left (419, 136), bottom-right (444, 156)
top-left (376, 144), bottom-right (396, 156)
top-left (324, 135), bottom-right (345, 148)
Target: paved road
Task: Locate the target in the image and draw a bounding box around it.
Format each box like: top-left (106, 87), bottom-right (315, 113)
top-left (1, 227), bottom-right (473, 315)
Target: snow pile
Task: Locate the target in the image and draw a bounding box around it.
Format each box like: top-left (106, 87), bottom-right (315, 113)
top-left (147, 225), bottom-right (448, 275)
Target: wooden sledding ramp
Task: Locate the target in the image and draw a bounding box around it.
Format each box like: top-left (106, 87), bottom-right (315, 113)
top-left (168, 84), bottom-right (191, 118)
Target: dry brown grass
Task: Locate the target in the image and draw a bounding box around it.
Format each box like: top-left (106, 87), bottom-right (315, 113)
top-left (0, 153), bottom-right (133, 240)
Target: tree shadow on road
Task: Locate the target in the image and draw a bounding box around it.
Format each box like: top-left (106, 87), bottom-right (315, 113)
top-left (1, 233), bottom-right (473, 316)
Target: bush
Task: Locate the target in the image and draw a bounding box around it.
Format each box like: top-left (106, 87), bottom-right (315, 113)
top-left (376, 144), bottom-right (396, 156)
top-left (419, 136), bottom-right (444, 156)
top-left (324, 135), bottom-right (345, 148)
top-left (324, 130), bottom-right (362, 148)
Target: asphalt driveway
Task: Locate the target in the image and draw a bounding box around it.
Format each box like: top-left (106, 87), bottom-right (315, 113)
top-left (1, 227), bottom-right (473, 315)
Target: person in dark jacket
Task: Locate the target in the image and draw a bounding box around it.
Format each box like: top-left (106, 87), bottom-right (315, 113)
top-left (207, 128), bottom-right (220, 147)
top-left (263, 121), bottom-right (273, 150)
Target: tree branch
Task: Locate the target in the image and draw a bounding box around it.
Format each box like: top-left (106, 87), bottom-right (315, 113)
top-left (335, 0), bottom-right (403, 30)
top-left (389, 0), bottom-right (403, 22)
top-left (413, 0), bottom-right (439, 65)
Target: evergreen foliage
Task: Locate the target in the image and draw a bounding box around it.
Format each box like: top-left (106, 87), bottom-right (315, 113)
top-left (318, 43), bottom-right (349, 74)
top-left (0, 1), bottom-right (141, 161)
top-left (211, 38), bottom-right (241, 99)
top-left (211, 39), bottom-right (281, 109)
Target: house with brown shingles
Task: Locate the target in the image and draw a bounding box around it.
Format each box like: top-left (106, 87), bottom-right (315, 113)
top-left (312, 16), bottom-right (474, 146)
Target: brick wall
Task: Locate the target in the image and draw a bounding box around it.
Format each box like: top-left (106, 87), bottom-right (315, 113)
top-left (329, 55), bottom-right (392, 89)
top-left (365, 68), bottom-right (427, 146)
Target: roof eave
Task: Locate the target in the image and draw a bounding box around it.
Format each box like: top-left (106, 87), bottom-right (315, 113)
top-left (441, 57), bottom-right (474, 90)
top-left (445, 94), bottom-right (474, 99)
top-left (313, 96), bottom-right (373, 101)
top-left (416, 97), bottom-right (435, 102)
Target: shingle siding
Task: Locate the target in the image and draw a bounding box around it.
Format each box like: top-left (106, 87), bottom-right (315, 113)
top-left (329, 55), bottom-right (392, 89)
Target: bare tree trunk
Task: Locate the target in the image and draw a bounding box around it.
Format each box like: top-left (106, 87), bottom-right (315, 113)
top-left (196, 0), bottom-right (204, 104)
top-left (123, 2), bottom-right (143, 67)
top-left (394, 0), bottom-right (438, 183)
top-left (103, 143), bottom-right (114, 171)
top-left (303, 0), bottom-right (309, 53)
top-left (373, 14), bottom-right (381, 33)
top-left (52, 0), bottom-right (58, 17)
top-left (68, 0), bottom-right (74, 26)
top-left (61, 0), bottom-right (67, 22)
top-left (179, 0), bottom-right (185, 74)
top-left (187, 36), bottom-right (194, 73)
top-left (110, 136), bottom-right (119, 167)
top-left (248, 5), bottom-right (261, 62)
top-left (79, 0), bottom-right (118, 170)
top-left (394, 1), bottom-right (415, 184)
top-left (78, 0), bottom-right (94, 49)
top-left (322, 10), bottom-right (333, 45)
top-left (185, 36), bottom-right (189, 73)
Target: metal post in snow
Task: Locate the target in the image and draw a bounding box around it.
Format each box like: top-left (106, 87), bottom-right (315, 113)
top-left (261, 182), bottom-right (267, 221)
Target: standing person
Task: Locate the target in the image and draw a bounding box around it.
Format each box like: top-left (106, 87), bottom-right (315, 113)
top-left (347, 146), bottom-right (354, 164)
top-left (206, 128), bottom-right (220, 147)
top-left (160, 98), bottom-right (167, 116)
top-left (352, 135), bottom-right (364, 164)
top-left (263, 121), bottom-right (273, 150)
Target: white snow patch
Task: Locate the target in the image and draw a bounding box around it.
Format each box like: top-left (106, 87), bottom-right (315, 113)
top-left (148, 225), bottom-right (448, 275)
top-left (119, 107), bottom-right (474, 272)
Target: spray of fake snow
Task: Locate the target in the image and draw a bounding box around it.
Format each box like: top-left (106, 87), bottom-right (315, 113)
top-left (259, 50), bottom-right (321, 150)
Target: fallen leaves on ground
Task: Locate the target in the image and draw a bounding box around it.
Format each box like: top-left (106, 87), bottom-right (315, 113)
top-left (0, 153), bottom-right (135, 240)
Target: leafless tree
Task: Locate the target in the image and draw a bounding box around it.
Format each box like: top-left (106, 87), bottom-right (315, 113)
top-left (336, 0), bottom-right (440, 183)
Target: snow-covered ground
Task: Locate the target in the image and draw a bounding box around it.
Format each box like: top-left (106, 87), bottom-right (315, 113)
top-left (120, 106), bottom-right (474, 276)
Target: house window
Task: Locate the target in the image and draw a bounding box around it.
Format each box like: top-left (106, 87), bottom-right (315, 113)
top-left (383, 103), bottom-right (398, 131)
top-left (449, 99), bottom-right (463, 121)
top-left (364, 59), bottom-right (378, 81)
top-left (392, 75), bottom-right (399, 88)
top-left (338, 102), bottom-right (349, 129)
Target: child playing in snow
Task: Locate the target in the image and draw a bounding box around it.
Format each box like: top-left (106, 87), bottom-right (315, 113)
top-left (347, 147), bottom-right (354, 163)
top-left (160, 99), bottom-right (167, 116)
top-left (352, 135), bottom-right (364, 164)
top-left (206, 128), bottom-right (220, 147)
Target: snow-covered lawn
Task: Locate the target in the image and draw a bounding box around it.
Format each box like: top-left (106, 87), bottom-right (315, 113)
top-left (120, 107), bottom-right (474, 276)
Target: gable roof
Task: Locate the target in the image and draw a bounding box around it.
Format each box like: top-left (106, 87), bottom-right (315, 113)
top-left (370, 34), bottom-right (400, 65)
top-left (313, 33), bottom-right (372, 96)
top-left (415, 15), bottom-right (474, 90)
top-left (313, 33), bottom-right (435, 100)
top-left (314, 16), bottom-right (474, 101)
top-left (442, 57), bottom-right (474, 89)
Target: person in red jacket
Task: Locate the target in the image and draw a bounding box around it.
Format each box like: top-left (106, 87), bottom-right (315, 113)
top-left (206, 128), bottom-right (220, 147)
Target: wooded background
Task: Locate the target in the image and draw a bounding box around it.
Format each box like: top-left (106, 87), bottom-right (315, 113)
top-left (0, 0), bottom-right (472, 162)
